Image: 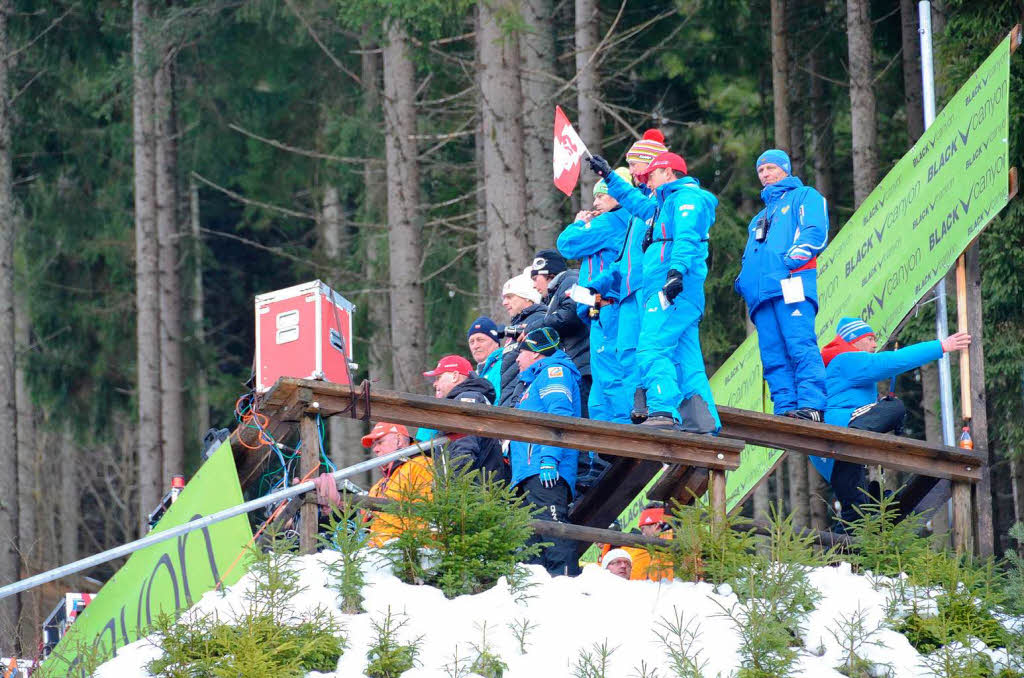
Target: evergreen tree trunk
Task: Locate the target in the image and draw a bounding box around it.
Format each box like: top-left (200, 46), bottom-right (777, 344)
top-left (770, 0), bottom-right (791, 151)
top-left (360, 45), bottom-right (391, 389)
top-left (809, 38), bottom-right (834, 225)
top-left (189, 178), bottom-right (209, 438)
top-left (156, 52), bottom-right (183, 483)
top-left (382, 22), bottom-right (426, 392)
top-left (520, 0), bottom-right (559, 251)
top-left (15, 297), bottom-right (38, 650)
top-left (59, 425), bottom-right (78, 566)
top-left (846, 0), bottom-right (876, 206)
top-left (322, 185), bottom-right (365, 477)
top-left (0, 0), bottom-right (19, 648)
top-left (575, 0), bottom-right (601, 198)
top-left (786, 0), bottom-right (805, 171)
top-left (478, 1), bottom-right (529, 304)
top-left (134, 0), bottom-right (163, 534)
top-left (900, 0), bottom-right (924, 144)
top-left (788, 451), bottom-right (810, 530)
top-left (965, 245), bottom-right (993, 555)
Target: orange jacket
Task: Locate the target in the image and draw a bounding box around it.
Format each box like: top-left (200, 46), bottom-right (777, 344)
top-left (598, 533), bottom-right (675, 581)
top-left (365, 455), bottom-right (434, 547)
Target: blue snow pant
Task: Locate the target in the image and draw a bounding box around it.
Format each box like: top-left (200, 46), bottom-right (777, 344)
top-left (603, 292), bottom-right (642, 423)
top-left (751, 297), bottom-right (826, 413)
top-left (587, 303), bottom-right (624, 423)
top-left (636, 293), bottom-right (720, 433)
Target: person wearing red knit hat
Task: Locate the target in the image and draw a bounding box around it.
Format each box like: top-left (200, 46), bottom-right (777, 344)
top-left (584, 130), bottom-right (666, 423)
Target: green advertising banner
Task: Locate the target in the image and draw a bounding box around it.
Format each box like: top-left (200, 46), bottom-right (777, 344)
top-left (45, 440), bottom-right (253, 674)
top-left (602, 34), bottom-right (1011, 533)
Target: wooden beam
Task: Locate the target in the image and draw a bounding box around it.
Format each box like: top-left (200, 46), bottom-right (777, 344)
top-left (298, 414), bottom-right (320, 554)
top-left (266, 379), bottom-right (744, 470)
top-left (952, 481), bottom-right (973, 554)
top-left (718, 407), bottom-right (982, 482)
top-left (1010, 167), bottom-right (1019, 200)
top-left (709, 470), bottom-right (726, 527)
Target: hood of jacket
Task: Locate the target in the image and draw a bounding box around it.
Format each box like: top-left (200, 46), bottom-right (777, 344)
top-left (821, 334), bottom-right (861, 367)
top-left (519, 349), bottom-right (580, 386)
top-left (655, 176), bottom-right (719, 212)
top-left (446, 375), bottom-right (496, 405)
top-left (510, 302), bottom-right (546, 326)
top-left (760, 175), bottom-right (804, 207)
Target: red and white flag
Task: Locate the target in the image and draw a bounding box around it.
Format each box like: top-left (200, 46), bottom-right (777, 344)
top-left (553, 106), bottom-right (589, 196)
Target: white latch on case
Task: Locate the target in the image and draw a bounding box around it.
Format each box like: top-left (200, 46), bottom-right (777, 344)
top-left (276, 309), bottom-right (299, 344)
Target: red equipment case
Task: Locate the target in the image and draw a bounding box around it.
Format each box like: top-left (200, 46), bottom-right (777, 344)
top-left (254, 280), bottom-right (356, 393)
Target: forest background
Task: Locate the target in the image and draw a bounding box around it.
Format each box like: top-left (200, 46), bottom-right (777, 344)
top-left (0, 0), bottom-right (1021, 655)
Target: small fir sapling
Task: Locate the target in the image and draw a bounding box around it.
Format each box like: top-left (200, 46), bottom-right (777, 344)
top-left (365, 606), bottom-right (423, 678)
top-left (654, 606), bottom-right (709, 678)
top-left (318, 500), bottom-right (370, 613)
top-left (468, 621), bottom-right (508, 678)
top-left (571, 639), bottom-right (618, 678)
top-left (507, 616), bottom-right (537, 654)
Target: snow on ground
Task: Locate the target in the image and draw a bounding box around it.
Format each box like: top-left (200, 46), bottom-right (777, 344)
top-left (95, 551), bottom-right (1013, 678)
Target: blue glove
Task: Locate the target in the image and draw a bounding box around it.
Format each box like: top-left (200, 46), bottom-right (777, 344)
top-left (539, 460), bottom-right (559, 489)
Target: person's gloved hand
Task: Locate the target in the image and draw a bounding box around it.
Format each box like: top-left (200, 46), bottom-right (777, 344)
top-left (588, 155), bottom-right (612, 178)
top-left (662, 269), bottom-right (683, 303)
top-left (539, 459), bottom-right (559, 488)
top-left (313, 472), bottom-right (341, 508)
top-left (501, 439), bottom-right (511, 459)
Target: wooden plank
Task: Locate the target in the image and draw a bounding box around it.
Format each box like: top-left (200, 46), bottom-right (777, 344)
top-left (298, 415), bottom-right (320, 554)
top-left (718, 407), bottom-right (982, 482)
top-left (952, 481), bottom-right (973, 555)
top-left (1010, 167), bottom-right (1019, 200)
top-left (709, 470), bottom-right (726, 527)
top-left (648, 466), bottom-right (709, 506)
top-left (955, 254), bottom-right (971, 420)
top-left (272, 379), bottom-right (743, 470)
top-left (569, 459), bottom-right (662, 531)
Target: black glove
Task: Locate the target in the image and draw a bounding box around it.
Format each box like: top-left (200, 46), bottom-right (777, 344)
top-left (588, 154), bottom-right (612, 178)
top-left (662, 269), bottom-right (683, 303)
top-left (641, 225), bottom-right (654, 252)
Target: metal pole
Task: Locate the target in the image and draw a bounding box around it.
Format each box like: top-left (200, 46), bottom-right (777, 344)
top-left (918, 1), bottom-right (956, 448)
top-left (0, 436), bottom-right (448, 601)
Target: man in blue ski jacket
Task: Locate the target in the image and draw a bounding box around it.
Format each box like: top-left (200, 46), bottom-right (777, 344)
top-left (622, 151), bottom-right (721, 432)
top-left (585, 131), bottom-right (667, 422)
top-left (509, 326), bottom-right (582, 576)
top-left (556, 169), bottom-right (630, 423)
top-left (735, 149), bottom-right (830, 421)
top-left (817, 317), bottom-right (971, 524)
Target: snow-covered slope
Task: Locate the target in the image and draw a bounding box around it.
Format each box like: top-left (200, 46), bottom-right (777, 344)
top-left (95, 551), bottom-right (1017, 677)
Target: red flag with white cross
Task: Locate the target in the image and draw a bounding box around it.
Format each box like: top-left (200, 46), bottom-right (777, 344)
top-left (553, 106), bottom-right (589, 196)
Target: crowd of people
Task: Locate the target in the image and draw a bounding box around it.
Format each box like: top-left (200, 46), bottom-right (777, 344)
top-left (312, 128), bottom-right (973, 578)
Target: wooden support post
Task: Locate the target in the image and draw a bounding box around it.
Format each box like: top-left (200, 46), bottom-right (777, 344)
top-left (952, 481), bottom-right (973, 555)
top-left (299, 413), bottom-right (320, 554)
top-left (709, 469), bottom-right (726, 528)
top-left (955, 254), bottom-right (970, 420)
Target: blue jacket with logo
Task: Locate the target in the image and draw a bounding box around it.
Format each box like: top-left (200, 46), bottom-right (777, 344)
top-left (509, 350), bottom-right (581, 494)
top-left (735, 176), bottom-right (829, 314)
top-left (587, 170), bottom-right (656, 301)
top-left (556, 208), bottom-right (629, 288)
top-left (478, 346), bottom-right (503, 403)
top-left (642, 177), bottom-right (718, 307)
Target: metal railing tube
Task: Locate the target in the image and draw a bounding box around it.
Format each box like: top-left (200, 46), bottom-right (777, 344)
top-left (0, 436), bottom-right (448, 601)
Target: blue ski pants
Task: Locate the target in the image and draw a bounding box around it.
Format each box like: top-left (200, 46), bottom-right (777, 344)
top-left (751, 297), bottom-right (826, 413)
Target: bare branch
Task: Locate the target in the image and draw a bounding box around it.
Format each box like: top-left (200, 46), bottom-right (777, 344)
top-left (4, 5), bottom-right (74, 65)
top-left (281, 0), bottom-right (362, 85)
top-left (227, 123), bottom-right (381, 164)
top-left (191, 171), bottom-right (317, 220)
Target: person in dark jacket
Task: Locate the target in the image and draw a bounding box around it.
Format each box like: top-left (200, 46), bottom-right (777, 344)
top-left (735, 149), bottom-right (829, 421)
top-left (498, 272), bottom-right (547, 408)
top-left (817, 317), bottom-right (971, 525)
top-left (530, 249), bottom-right (591, 416)
top-left (421, 354), bottom-right (510, 484)
top-left (509, 326), bottom-right (582, 576)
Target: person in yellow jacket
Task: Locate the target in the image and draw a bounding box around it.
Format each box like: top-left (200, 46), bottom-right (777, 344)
top-left (627, 504), bottom-right (675, 581)
top-left (314, 421), bottom-right (433, 548)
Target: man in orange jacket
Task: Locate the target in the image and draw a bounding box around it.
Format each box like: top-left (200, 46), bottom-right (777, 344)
top-left (314, 421), bottom-right (433, 548)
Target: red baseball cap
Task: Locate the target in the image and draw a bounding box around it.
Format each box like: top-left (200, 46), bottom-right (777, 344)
top-left (639, 507), bottom-right (667, 527)
top-left (423, 354), bottom-right (473, 378)
top-left (361, 421), bottom-right (410, 448)
top-left (645, 151), bottom-right (688, 176)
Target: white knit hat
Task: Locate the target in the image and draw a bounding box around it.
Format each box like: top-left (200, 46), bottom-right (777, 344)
top-left (601, 548), bottom-right (632, 569)
top-left (501, 273), bottom-right (541, 304)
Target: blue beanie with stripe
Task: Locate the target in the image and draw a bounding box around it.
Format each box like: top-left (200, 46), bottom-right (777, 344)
top-left (756, 149), bottom-right (792, 175)
top-left (836, 317), bottom-right (875, 343)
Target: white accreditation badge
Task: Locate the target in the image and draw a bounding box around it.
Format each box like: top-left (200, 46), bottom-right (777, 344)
top-left (780, 276), bottom-right (806, 304)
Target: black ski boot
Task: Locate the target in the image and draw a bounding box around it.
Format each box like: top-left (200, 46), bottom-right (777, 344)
top-left (630, 387), bottom-right (649, 424)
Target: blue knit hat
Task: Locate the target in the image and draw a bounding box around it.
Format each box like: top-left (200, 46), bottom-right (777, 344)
top-left (522, 327), bottom-right (560, 356)
top-left (756, 149), bottom-right (792, 175)
top-left (836, 317), bottom-right (875, 343)
top-left (467, 316), bottom-right (501, 342)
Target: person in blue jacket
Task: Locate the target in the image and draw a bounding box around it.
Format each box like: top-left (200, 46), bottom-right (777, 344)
top-left (509, 326), bottom-right (582, 576)
top-left (466, 316), bottom-right (503, 401)
top-left (624, 151), bottom-right (720, 432)
top-left (556, 169), bottom-right (630, 423)
top-left (817, 317), bottom-right (971, 524)
top-left (735, 149), bottom-right (829, 421)
top-left (586, 136), bottom-right (665, 422)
